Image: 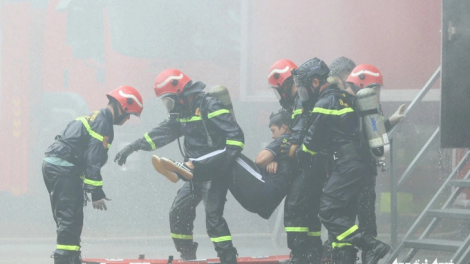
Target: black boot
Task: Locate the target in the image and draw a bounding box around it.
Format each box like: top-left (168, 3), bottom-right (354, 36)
top-left (332, 247), bottom-right (357, 264)
top-left (361, 236), bottom-right (390, 264)
top-left (52, 251), bottom-right (82, 264)
top-left (307, 238), bottom-right (323, 264)
top-left (321, 240), bottom-right (333, 264)
top-left (219, 247), bottom-right (238, 264)
top-left (307, 246), bottom-right (323, 264)
top-left (180, 242), bottom-right (198, 260)
top-left (284, 248), bottom-right (308, 264)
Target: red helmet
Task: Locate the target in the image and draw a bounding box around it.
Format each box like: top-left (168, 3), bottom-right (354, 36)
top-left (106, 86), bottom-right (143, 117)
top-left (154, 69), bottom-right (191, 97)
top-left (346, 64), bottom-right (383, 89)
top-left (267, 59), bottom-right (298, 88)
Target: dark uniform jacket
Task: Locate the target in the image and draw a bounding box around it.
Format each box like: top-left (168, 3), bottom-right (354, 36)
top-left (302, 84), bottom-right (362, 156)
top-left (45, 108), bottom-right (114, 200)
top-left (133, 92), bottom-right (244, 181)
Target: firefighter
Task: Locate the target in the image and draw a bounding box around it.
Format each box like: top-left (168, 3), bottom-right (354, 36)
top-left (268, 59), bottom-right (298, 113)
top-left (269, 59), bottom-right (327, 264)
top-left (328, 56), bottom-right (357, 91)
top-left (287, 57), bottom-right (391, 264)
top-left (346, 64), bottom-right (405, 262)
top-left (113, 69), bottom-right (244, 264)
top-left (43, 86), bottom-right (144, 264)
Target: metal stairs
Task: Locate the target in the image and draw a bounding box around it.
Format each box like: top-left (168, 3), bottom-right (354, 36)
top-left (386, 150), bottom-right (470, 263)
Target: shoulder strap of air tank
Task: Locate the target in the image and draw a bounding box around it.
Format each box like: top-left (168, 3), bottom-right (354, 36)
top-left (199, 92), bottom-right (215, 148)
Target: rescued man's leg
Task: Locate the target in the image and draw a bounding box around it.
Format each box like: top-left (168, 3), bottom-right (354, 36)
top-left (169, 181), bottom-right (202, 260)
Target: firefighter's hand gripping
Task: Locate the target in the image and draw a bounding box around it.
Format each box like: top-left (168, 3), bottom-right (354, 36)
top-left (93, 197), bottom-right (111, 211)
top-left (114, 144), bottom-right (135, 166)
top-left (280, 141), bottom-right (300, 158)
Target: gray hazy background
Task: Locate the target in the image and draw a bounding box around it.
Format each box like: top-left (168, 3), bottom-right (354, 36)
top-left (0, 1), bottom-right (451, 263)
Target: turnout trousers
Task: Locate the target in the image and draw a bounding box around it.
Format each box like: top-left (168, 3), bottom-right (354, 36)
top-left (284, 156), bottom-right (327, 260)
top-left (319, 157), bottom-right (370, 250)
top-left (42, 161), bottom-right (84, 255)
top-left (357, 176), bottom-right (377, 238)
top-left (170, 176), bottom-right (234, 256)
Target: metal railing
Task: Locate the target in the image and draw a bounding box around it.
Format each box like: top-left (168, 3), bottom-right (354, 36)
top-left (388, 66), bottom-right (441, 248)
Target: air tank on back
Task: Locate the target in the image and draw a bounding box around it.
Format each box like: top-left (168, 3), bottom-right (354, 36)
top-left (210, 85), bottom-right (236, 121)
top-left (355, 87), bottom-right (389, 148)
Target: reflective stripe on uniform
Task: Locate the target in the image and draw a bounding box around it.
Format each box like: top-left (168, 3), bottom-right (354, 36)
top-left (308, 231), bottom-right (321, 237)
top-left (210, 236), bottom-right (232, 243)
top-left (337, 225), bottom-right (358, 241)
top-left (302, 144), bottom-right (317, 155)
top-left (332, 242), bottom-right (352, 248)
top-left (171, 233), bottom-right (193, 240)
top-left (208, 109), bottom-right (230, 118)
top-left (83, 178), bottom-right (103, 187)
top-left (144, 133), bottom-right (156, 150)
top-left (291, 109), bottom-right (302, 119)
top-left (285, 227), bottom-right (308, 232)
top-left (226, 140), bottom-right (244, 149)
top-left (57, 244), bottom-right (80, 251)
top-left (312, 107), bottom-right (354, 116)
top-left (177, 116), bottom-right (202, 122)
top-left (76, 117), bottom-right (111, 148)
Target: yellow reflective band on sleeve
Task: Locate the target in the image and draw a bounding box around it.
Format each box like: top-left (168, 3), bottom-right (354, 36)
top-left (312, 107), bottom-right (354, 116)
top-left (332, 242), bottom-right (353, 248)
top-left (308, 231), bottom-right (321, 237)
top-left (291, 109), bottom-right (303, 119)
top-left (144, 133), bottom-right (156, 150)
top-left (83, 178), bottom-right (103, 187)
top-left (302, 144), bottom-right (317, 156)
top-left (337, 225), bottom-right (358, 241)
top-left (57, 244), bottom-right (80, 251)
top-left (208, 109), bottom-right (230, 118)
top-left (76, 117), bottom-right (111, 148)
top-left (171, 233), bottom-right (193, 240)
top-left (177, 116), bottom-right (202, 122)
top-left (210, 236), bottom-right (232, 243)
top-left (226, 140), bottom-right (244, 149)
top-left (285, 227), bottom-right (309, 232)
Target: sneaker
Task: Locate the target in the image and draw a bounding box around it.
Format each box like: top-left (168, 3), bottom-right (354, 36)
top-left (160, 158), bottom-right (194, 180)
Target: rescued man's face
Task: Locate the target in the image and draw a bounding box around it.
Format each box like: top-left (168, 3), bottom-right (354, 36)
top-left (270, 125), bottom-right (285, 139)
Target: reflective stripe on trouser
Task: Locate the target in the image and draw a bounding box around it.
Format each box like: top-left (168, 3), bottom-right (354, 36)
top-left (170, 177), bottom-right (233, 255)
top-left (284, 156), bottom-right (326, 253)
top-left (319, 158), bottom-right (370, 249)
top-left (169, 181), bottom-right (205, 252)
top-left (357, 177), bottom-right (378, 237)
top-left (42, 161), bottom-right (84, 253)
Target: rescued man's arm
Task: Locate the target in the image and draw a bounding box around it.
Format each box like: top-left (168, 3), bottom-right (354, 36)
top-left (255, 149), bottom-right (276, 169)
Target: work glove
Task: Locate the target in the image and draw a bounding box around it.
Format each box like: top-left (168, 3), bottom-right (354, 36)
top-left (280, 141), bottom-right (309, 166)
top-left (92, 197), bottom-right (111, 211)
top-left (389, 104), bottom-right (406, 126)
top-left (114, 142), bottom-right (138, 166)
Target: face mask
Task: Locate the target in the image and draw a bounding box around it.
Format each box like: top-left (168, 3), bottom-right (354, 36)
top-left (272, 86), bottom-right (294, 111)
